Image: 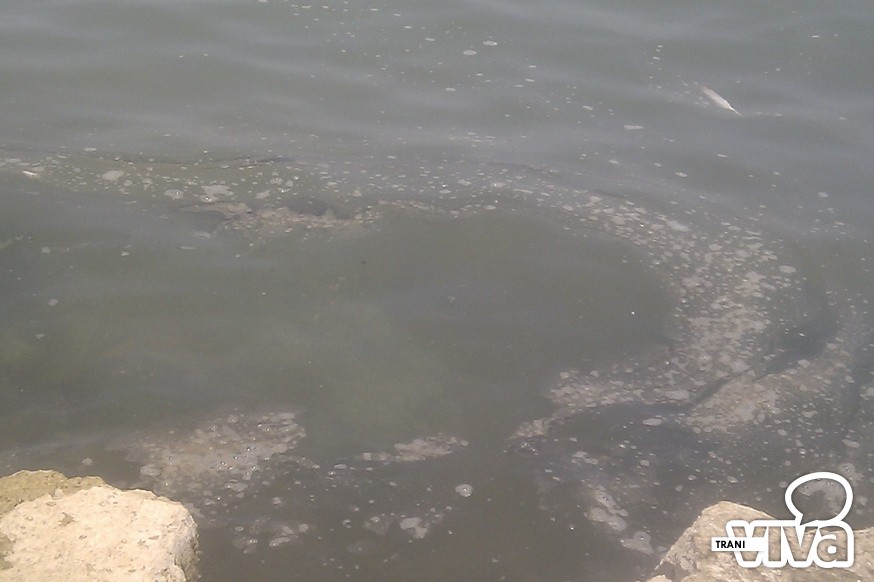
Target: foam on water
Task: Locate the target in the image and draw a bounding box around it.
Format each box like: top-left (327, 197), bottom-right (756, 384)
top-left (119, 411), bottom-right (305, 522)
top-left (1, 150), bottom-right (872, 579)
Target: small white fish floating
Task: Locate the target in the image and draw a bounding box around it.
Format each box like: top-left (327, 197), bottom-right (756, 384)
top-left (699, 84), bottom-right (741, 116)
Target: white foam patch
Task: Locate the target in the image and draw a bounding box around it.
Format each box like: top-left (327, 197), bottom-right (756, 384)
top-left (357, 434), bottom-right (468, 463)
top-left (100, 170), bottom-right (125, 182)
top-left (124, 411), bottom-right (304, 519)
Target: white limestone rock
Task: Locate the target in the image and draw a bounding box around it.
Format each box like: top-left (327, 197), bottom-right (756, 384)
top-left (641, 501), bottom-right (874, 581)
top-left (0, 470), bottom-right (197, 582)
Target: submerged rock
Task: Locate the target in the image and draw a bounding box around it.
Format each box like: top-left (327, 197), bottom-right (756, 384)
top-left (0, 470), bottom-right (197, 582)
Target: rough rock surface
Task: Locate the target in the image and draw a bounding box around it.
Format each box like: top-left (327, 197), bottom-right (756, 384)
top-left (643, 501), bottom-right (874, 581)
top-left (0, 470), bottom-right (197, 582)
top-left (0, 469), bottom-right (106, 515)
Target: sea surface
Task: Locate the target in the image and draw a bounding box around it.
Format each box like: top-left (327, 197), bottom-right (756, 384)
top-left (1, 0), bottom-right (873, 580)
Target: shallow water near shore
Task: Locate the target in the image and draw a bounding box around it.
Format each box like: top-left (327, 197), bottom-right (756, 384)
top-left (2, 152), bottom-right (873, 581)
top-left (2, 0), bottom-right (874, 580)
top-left (0, 157), bottom-right (672, 580)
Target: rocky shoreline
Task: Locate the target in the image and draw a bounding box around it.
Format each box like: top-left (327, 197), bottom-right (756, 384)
top-left (4, 469), bottom-right (873, 581)
top-left (641, 501), bottom-right (874, 582)
top-left (0, 470), bottom-right (197, 582)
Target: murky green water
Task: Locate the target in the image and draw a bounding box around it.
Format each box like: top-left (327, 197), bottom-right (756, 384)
top-left (1, 0), bottom-right (874, 580)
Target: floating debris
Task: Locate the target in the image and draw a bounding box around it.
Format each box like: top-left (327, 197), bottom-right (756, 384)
top-left (699, 84), bottom-right (741, 116)
top-left (455, 483), bottom-right (473, 497)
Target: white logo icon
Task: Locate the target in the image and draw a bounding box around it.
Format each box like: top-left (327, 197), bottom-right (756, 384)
top-left (711, 471), bottom-right (854, 568)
